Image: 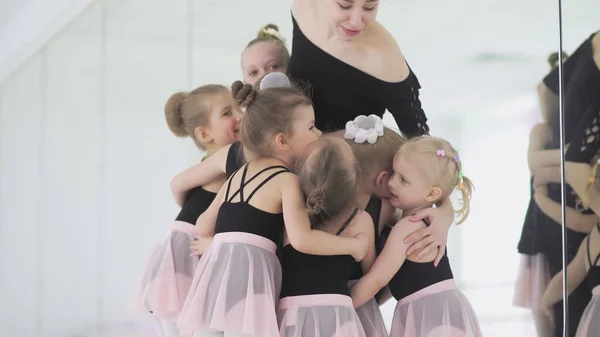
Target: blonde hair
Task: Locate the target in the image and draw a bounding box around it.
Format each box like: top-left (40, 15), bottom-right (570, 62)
top-left (244, 24), bottom-right (290, 68)
top-left (347, 127), bottom-right (406, 177)
top-left (397, 136), bottom-right (474, 224)
top-left (294, 138), bottom-right (359, 228)
top-left (164, 84), bottom-right (228, 149)
top-left (583, 154), bottom-right (600, 208)
top-left (547, 51), bottom-right (569, 69)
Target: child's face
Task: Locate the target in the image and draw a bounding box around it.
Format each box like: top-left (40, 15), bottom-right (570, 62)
top-left (241, 41), bottom-right (287, 85)
top-left (287, 104), bottom-right (322, 161)
top-left (206, 91), bottom-right (244, 146)
top-left (387, 153), bottom-right (432, 210)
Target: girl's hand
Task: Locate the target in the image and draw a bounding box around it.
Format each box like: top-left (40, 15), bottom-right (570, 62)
top-left (404, 205), bottom-right (453, 266)
top-left (189, 237), bottom-right (213, 256)
top-left (543, 304), bottom-right (555, 327)
top-left (533, 166), bottom-right (561, 189)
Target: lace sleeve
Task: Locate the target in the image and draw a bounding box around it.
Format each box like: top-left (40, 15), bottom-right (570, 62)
top-left (565, 105), bottom-right (600, 163)
top-left (408, 85), bottom-right (430, 137)
top-left (386, 82), bottom-right (430, 138)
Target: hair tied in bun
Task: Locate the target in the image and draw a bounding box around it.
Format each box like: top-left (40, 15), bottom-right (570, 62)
top-left (231, 80), bottom-right (257, 108)
top-left (261, 25), bottom-right (286, 43)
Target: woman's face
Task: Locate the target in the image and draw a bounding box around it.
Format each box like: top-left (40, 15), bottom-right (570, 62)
top-left (241, 41), bottom-right (287, 85)
top-left (326, 0), bottom-right (379, 41)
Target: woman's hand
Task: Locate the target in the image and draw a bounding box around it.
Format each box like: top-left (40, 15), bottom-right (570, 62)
top-left (403, 204), bottom-right (453, 266)
top-left (544, 307), bottom-right (555, 327)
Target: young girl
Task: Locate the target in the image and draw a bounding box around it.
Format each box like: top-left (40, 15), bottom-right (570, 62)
top-left (350, 136), bottom-right (482, 337)
top-left (242, 24), bottom-right (290, 85)
top-left (131, 83), bottom-right (245, 337)
top-left (541, 210), bottom-right (600, 336)
top-left (541, 157), bottom-right (600, 336)
top-left (344, 117), bottom-right (406, 337)
top-left (177, 82), bottom-right (368, 337)
top-left (169, 72), bottom-right (293, 207)
top-left (344, 116), bottom-right (455, 261)
top-left (277, 136), bottom-right (371, 337)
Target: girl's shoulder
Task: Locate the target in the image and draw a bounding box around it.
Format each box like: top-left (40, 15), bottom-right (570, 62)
top-left (387, 217), bottom-right (426, 242)
top-left (347, 209), bottom-right (375, 236)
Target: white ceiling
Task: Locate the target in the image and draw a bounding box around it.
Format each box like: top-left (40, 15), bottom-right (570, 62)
top-left (0, 0), bottom-right (94, 82)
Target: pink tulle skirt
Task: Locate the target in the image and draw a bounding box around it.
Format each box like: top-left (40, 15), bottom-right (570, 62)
top-left (131, 221), bottom-right (199, 320)
top-left (513, 253), bottom-right (551, 311)
top-left (347, 280), bottom-right (388, 337)
top-left (277, 294), bottom-right (366, 337)
top-left (390, 279), bottom-right (482, 337)
top-left (575, 285), bottom-right (600, 336)
top-left (177, 232), bottom-right (282, 337)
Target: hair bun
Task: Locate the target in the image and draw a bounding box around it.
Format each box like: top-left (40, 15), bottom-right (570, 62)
top-left (547, 50), bottom-right (569, 69)
top-left (306, 189), bottom-right (326, 216)
top-left (231, 80), bottom-right (256, 108)
top-left (164, 92), bottom-right (188, 137)
top-left (258, 23), bottom-right (280, 38)
top-left (547, 52), bottom-right (559, 68)
top-left (232, 81), bottom-right (244, 96)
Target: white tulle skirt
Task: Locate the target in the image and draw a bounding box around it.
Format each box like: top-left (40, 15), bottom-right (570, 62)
top-left (277, 294), bottom-right (366, 337)
top-left (177, 232), bottom-right (282, 337)
top-left (575, 285), bottom-right (600, 336)
top-left (513, 253), bottom-right (551, 311)
top-left (390, 279), bottom-right (482, 337)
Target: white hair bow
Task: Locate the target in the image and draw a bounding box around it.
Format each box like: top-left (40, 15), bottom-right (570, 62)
top-left (259, 72), bottom-right (291, 90)
top-left (344, 115), bottom-right (384, 144)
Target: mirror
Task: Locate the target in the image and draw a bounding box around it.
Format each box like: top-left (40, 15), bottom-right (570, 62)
top-left (539, 1), bottom-right (600, 337)
top-left (0, 1), bottom-right (594, 337)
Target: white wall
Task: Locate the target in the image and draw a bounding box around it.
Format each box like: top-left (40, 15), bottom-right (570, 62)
top-left (0, 0), bottom-right (599, 336)
top-left (0, 1), bottom-right (189, 336)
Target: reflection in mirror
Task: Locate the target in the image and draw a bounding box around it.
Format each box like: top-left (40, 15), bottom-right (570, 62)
top-left (0, 1), bottom-right (596, 337)
top-left (529, 2), bottom-right (600, 336)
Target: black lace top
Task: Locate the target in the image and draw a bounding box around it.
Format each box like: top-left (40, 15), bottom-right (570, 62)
top-left (287, 14), bottom-right (429, 136)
